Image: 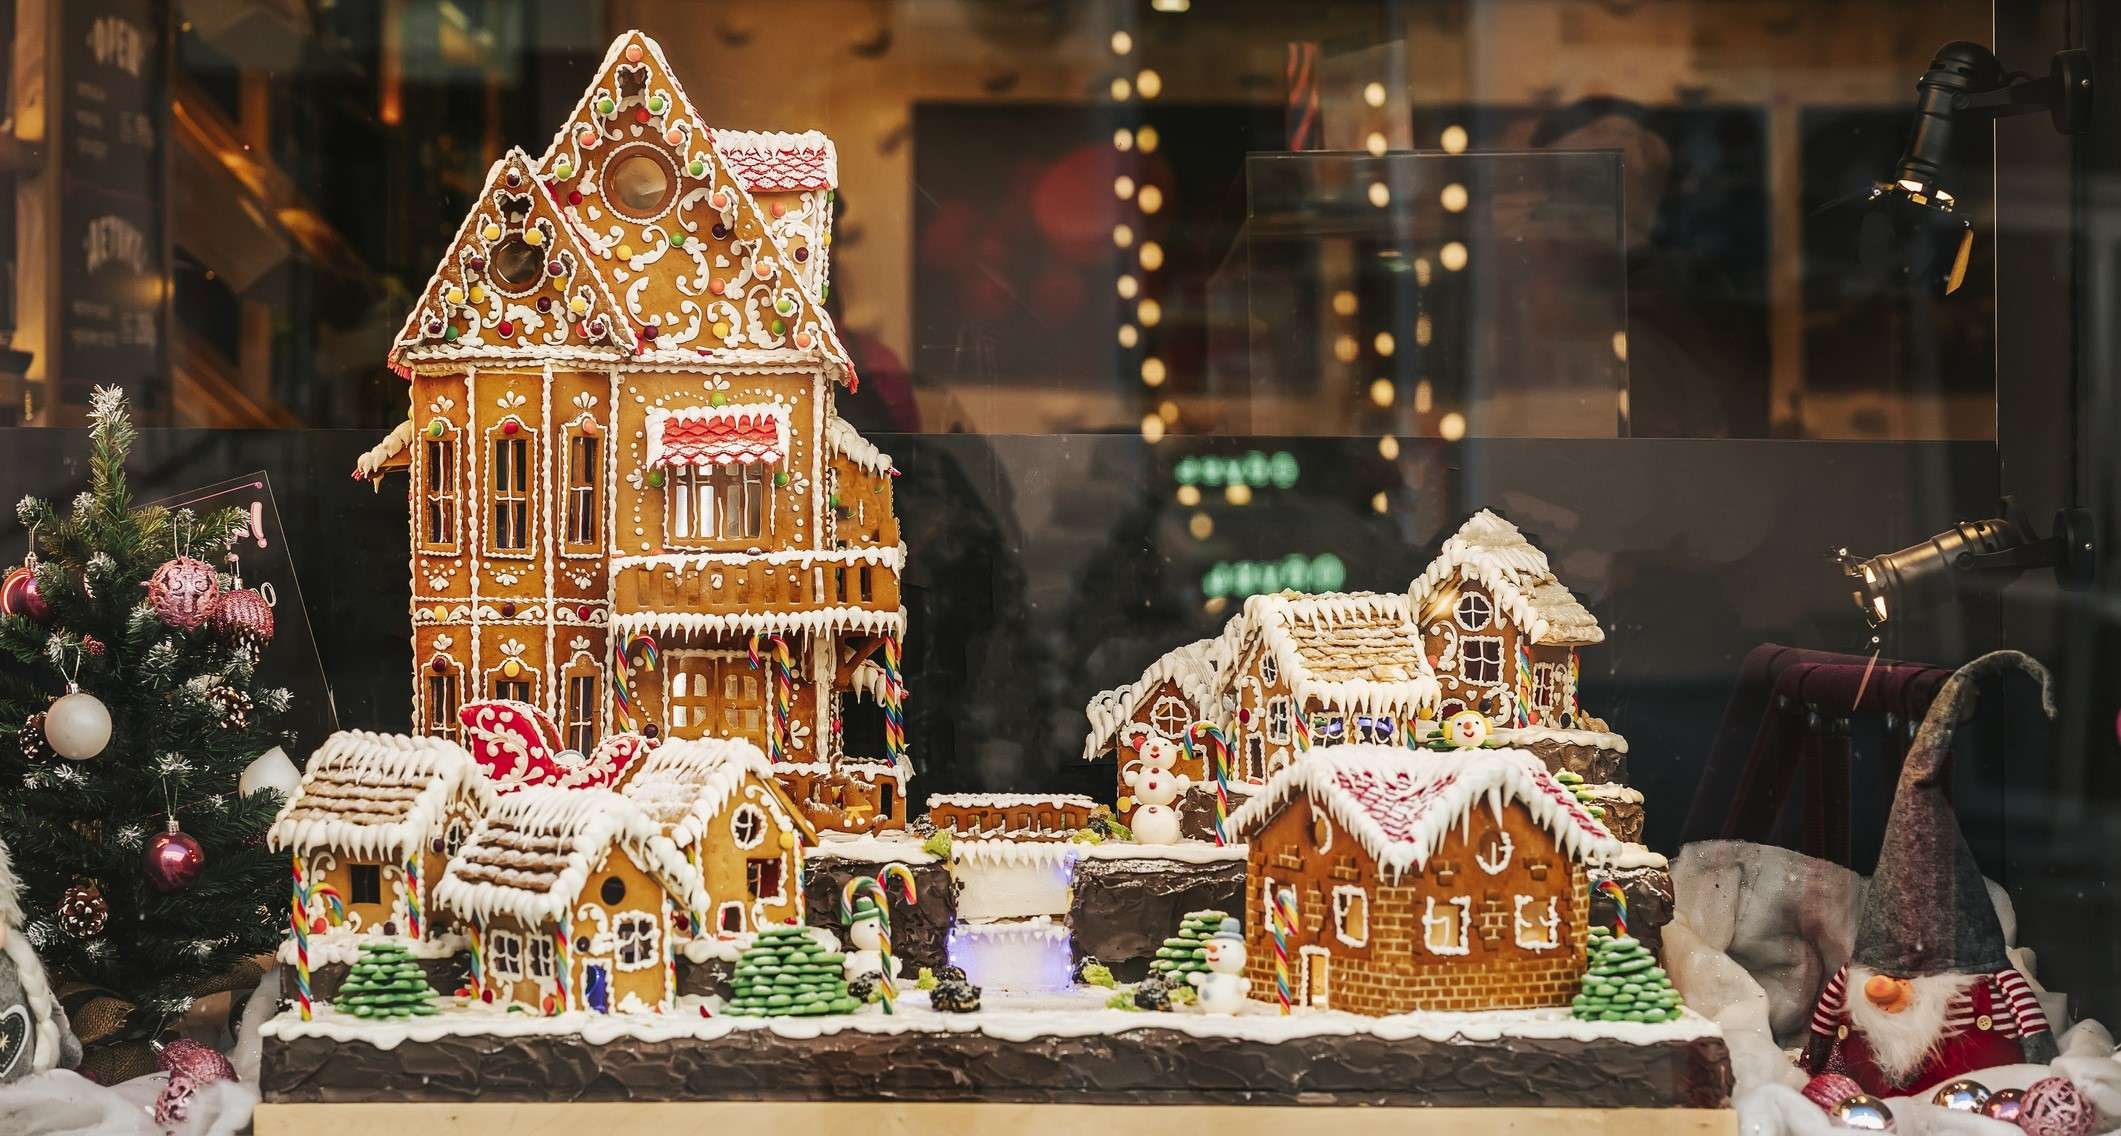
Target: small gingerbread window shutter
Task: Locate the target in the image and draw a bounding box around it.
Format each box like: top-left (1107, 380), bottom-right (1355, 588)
top-left (646, 404), bottom-right (790, 468)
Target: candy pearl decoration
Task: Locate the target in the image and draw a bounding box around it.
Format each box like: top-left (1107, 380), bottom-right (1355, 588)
top-left (2019, 1076), bottom-right (2094, 1136)
top-left (1828, 1094), bottom-right (1893, 1131)
top-left (1982, 1088), bottom-right (2026, 1123)
top-left (624, 43), bottom-right (643, 63)
top-left (1929, 1079), bottom-right (1989, 1112)
top-left (144, 824), bottom-right (205, 892)
top-left (240, 746), bottom-right (303, 798)
top-left (481, 224), bottom-right (500, 242)
top-left (46, 689), bottom-right (111, 760)
top-left (524, 229), bottom-right (545, 247)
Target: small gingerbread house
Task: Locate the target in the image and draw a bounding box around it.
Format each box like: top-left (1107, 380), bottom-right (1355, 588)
top-left (926, 793), bottom-right (1098, 841)
top-left (269, 731), bottom-right (492, 949)
top-left (618, 736), bottom-right (816, 937)
top-left (773, 757), bottom-right (910, 834)
top-left (434, 786), bottom-right (702, 1014)
top-left (1222, 592), bottom-right (1442, 782)
top-left (1409, 511), bottom-right (1604, 727)
top-left (1229, 745), bottom-right (1621, 1016)
top-left (1081, 635), bottom-right (1230, 780)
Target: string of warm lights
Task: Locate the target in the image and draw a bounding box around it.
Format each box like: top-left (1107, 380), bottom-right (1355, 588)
top-left (1109, 18), bottom-right (1169, 448)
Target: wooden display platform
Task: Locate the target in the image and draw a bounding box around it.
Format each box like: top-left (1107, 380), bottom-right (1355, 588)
top-left (253, 1102), bottom-right (1737, 1136)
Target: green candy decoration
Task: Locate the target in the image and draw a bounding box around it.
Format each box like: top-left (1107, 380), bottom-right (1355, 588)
top-left (596, 97), bottom-right (615, 116)
top-left (1148, 909), bottom-right (1231, 980)
top-left (726, 925), bottom-right (860, 1017)
top-left (709, 393), bottom-right (728, 408)
top-left (333, 943), bottom-right (439, 1020)
top-left (773, 471), bottom-right (790, 487)
top-left (689, 159), bottom-right (706, 177)
top-left (1571, 926), bottom-right (1684, 1024)
top-left (647, 469), bottom-right (666, 489)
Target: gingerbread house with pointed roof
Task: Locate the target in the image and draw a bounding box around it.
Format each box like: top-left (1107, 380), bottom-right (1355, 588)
top-left (358, 31), bottom-right (909, 836)
top-left (434, 785), bottom-right (702, 1014)
top-left (1230, 746), bottom-right (1621, 1016)
top-left (617, 736), bottom-right (816, 937)
top-left (268, 731), bottom-right (493, 955)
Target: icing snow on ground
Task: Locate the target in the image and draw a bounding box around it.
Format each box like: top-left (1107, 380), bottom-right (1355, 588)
top-left (261, 983), bottom-right (1719, 1052)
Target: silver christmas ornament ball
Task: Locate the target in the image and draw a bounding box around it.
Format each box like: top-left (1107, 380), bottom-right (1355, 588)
top-left (1830, 1093), bottom-right (1895, 1131)
top-left (1982, 1087), bottom-right (2027, 1123)
top-left (1930, 1078), bottom-right (1990, 1112)
top-left (44, 688), bottom-right (111, 760)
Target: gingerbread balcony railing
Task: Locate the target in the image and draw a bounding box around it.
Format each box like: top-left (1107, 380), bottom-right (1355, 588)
top-left (607, 546), bottom-right (904, 635)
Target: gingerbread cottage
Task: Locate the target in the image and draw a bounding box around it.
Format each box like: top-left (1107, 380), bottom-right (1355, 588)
top-left (269, 731), bottom-right (492, 951)
top-left (434, 785), bottom-right (701, 1014)
top-left (617, 735), bottom-right (816, 936)
top-left (1081, 636), bottom-right (1230, 779)
top-left (355, 31), bottom-right (909, 835)
top-left (1229, 746), bottom-right (1621, 1015)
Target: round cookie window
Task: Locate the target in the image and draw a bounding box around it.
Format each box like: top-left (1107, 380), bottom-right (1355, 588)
top-left (489, 235), bottom-right (544, 293)
top-left (606, 148), bottom-right (677, 220)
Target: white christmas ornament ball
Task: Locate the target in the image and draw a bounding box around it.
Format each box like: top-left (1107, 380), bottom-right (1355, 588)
top-left (46, 689), bottom-right (112, 760)
top-left (240, 746), bottom-right (303, 798)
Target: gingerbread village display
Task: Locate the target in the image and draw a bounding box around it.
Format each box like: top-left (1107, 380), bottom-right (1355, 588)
top-left (258, 32), bottom-right (1727, 1111)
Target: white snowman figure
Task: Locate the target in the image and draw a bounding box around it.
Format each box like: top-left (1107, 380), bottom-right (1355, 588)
top-left (841, 895), bottom-right (902, 983)
top-left (1441, 708), bottom-right (1491, 749)
top-left (1189, 918), bottom-right (1252, 1014)
top-left (1123, 735), bottom-right (1190, 844)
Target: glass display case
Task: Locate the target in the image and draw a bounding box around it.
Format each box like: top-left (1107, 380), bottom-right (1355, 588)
top-left (0, 2), bottom-right (2115, 1133)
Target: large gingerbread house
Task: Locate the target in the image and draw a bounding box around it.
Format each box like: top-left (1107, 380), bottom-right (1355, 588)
top-left (617, 736), bottom-right (815, 937)
top-left (356, 31), bottom-right (909, 834)
top-left (434, 785), bottom-right (702, 1014)
top-left (268, 732), bottom-right (492, 952)
top-left (1229, 746), bottom-right (1621, 1016)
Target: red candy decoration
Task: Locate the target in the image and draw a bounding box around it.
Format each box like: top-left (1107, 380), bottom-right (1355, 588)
top-left (497, 319), bottom-right (516, 337)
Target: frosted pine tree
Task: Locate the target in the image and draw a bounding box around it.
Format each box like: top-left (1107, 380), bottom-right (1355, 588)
top-left (727, 925), bottom-right (858, 1016)
top-left (1572, 926), bottom-right (1683, 1023)
top-left (1149, 909), bottom-right (1230, 980)
top-left (333, 943), bottom-right (437, 1019)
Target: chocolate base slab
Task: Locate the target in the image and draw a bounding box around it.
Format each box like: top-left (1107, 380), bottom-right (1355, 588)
top-left (805, 858), bottom-right (956, 970)
top-left (263, 1025), bottom-right (1731, 1108)
top-left (1072, 856), bottom-right (1246, 982)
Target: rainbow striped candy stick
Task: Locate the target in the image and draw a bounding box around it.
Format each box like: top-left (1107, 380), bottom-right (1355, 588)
top-left (1270, 886), bottom-right (1295, 1014)
top-left (1192, 722), bottom-right (1233, 845)
top-left (401, 853), bottom-right (424, 939)
top-left (1514, 642), bottom-right (1536, 727)
top-left (841, 876), bottom-right (899, 1014)
top-left (1568, 649), bottom-right (1581, 721)
top-left (1294, 710), bottom-right (1312, 753)
top-left (747, 634), bottom-right (781, 761)
top-left (612, 634), bottom-right (661, 729)
top-left (879, 633), bottom-right (907, 764)
top-left (1597, 879), bottom-right (1628, 939)
top-left (551, 927), bottom-right (572, 1014)
top-left (771, 635), bottom-right (795, 759)
top-left (289, 860), bottom-right (313, 1020)
top-left (466, 922), bottom-right (485, 1001)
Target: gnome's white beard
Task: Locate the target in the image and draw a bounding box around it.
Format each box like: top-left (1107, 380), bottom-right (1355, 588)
top-left (1845, 965), bottom-right (1979, 1083)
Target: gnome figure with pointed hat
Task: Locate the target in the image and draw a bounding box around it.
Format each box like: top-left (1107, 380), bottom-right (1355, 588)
top-left (1803, 651), bottom-right (2059, 1097)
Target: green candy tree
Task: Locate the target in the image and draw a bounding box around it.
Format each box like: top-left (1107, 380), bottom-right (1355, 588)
top-left (334, 943), bottom-right (438, 1019)
top-left (727, 925), bottom-right (859, 1016)
top-left (1149, 909), bottom-right (1230, 980)
top-left (0, 388), bottom-right (289, 1028)
top-left (1572, 926), bottom-right (1683, 1023)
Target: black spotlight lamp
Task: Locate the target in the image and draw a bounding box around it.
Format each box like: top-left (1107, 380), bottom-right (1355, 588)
top-left (1837, 500), bottom-right (2095, 627)
top-left (1835, 41), bottom-right (2091, 296)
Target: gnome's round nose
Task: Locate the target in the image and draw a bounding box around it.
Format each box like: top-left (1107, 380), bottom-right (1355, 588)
top-left (1863, 974), bottom-right (1911, 1013)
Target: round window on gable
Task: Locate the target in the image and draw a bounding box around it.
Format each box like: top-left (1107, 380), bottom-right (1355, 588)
top-left (731, 804), bottom-right (766, 849)
top-left (1148, 694), bottom-right (1189, 740)
top-left (600, 876), bottom-right (627, 905)
top-left (1454, 591), bottom-right (1494, 632)
top-left (489, 235), bottom-right (544, 293)
top-left (606, 148), bottom-right (677, 221)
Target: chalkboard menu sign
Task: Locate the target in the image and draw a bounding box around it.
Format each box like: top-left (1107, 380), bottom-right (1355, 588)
top-left (57, 0), bottom-right (168, 411)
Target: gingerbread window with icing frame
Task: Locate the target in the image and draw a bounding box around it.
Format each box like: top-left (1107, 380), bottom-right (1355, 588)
top-left (484, 417), bottom-right (536, 559)
top-left (418, 419), bottom-right (462, 553)
top-left (561, 418), bottom-right (604, 556)
top-left (561, 651), bottom-right (604, 754)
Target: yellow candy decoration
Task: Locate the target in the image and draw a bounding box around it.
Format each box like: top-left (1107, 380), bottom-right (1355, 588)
top-left (617, 244), bottom-right (634, 260)
top-left (468, 285), bottom-right (485, 304)
top-left (445, 286), bottom-right (464, 305)
top-left (712, 319), bottom-right (730, 338)
top-left (569, 297), bottom-right (588, 315)
top-left (481, 223), bottom-right (501, 242)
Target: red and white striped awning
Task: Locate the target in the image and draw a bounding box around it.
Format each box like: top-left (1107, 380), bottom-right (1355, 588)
top-left (645, 404), bottom-right (790, 467)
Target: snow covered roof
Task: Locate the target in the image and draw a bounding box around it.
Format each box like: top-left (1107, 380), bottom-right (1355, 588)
top-left (927, 793), bottom-right (1097, 810)
top-left (1241, 591), bottom-right (1443, 719)
top-left (1080, 636), bottom-right (1231, 761)
top-left (826, 417), bottom-right (896, 477)
top-left (434, 786), bottom-right (703, 927)
top-left (269, 732), bottom-right (490, 860)
top-left (774, 757), bottom-right (910, 785)
top-left (1409, 510), bottom-right (1603, 646)
top-left (713, 130), bottom-right (838, 191)
top-left (610, 605), bottom-right (905, 641)
top-left (1227, 745), bottom-right (1622, 880)
top-left (620, 735), bottom-right (816, 848)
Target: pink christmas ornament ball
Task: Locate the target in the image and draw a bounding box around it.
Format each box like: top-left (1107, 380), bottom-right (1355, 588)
top-left (1801, 1072), bottom-right (1865, 1112)
top-left (156, 1038), bottom-right (235, 1084)
top-left (144, 824), bottom-right (205, 892)
top-left (1982, 1087), bottom-right (2027, 1123)
top-left (2018, 1076), bottom-right (2096, 1136)
top-left (147, 556), bottom-right (222, 630)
